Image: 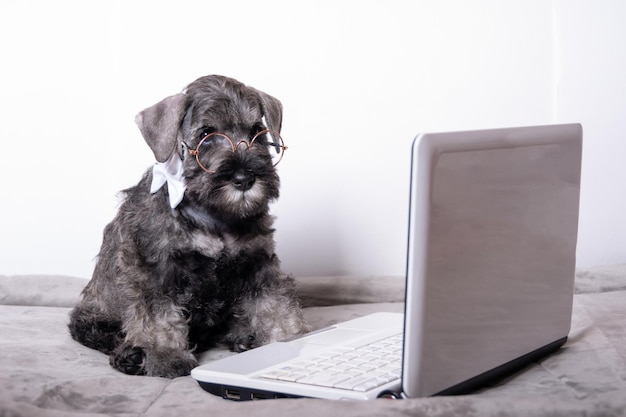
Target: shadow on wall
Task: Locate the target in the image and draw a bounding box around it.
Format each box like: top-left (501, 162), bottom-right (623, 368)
top-left (275, 209), bottom-right (348, 277)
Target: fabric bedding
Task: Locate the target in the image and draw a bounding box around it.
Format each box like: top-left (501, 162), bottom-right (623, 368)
top-left (0, 265), bottom-right (625, 417)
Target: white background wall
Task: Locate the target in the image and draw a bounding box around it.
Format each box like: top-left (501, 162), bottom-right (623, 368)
top-left (0, 0), bottom-right (624, 279)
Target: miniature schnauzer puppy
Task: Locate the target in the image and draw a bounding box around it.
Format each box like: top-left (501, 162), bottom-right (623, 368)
top-left (68, 75), bottom-right (309, 378)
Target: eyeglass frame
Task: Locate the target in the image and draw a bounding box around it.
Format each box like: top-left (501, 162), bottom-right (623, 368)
top-left (184, 129), bottom-right (288, 174)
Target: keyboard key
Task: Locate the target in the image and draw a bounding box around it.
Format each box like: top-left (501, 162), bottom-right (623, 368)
top-left (334, 374), bottom-right (379, 390)
top-left (298, 372), bottom-right (353, 387)
top-left (277, 372), bottom-right (309, 382)
top-left (352, 379), bottom-right (382, 392)
top-left (260, 370), bottom-right (290, 380)
top-left (306, 364), bottom-right (335, 373)
top-left (375, 372), bottom-right (399, 383)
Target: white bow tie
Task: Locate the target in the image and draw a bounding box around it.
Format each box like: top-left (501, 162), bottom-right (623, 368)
top-left (150, 153), bottom-right (186, 208)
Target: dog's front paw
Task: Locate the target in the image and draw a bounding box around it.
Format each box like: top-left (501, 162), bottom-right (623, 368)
top-left (110, 345), bottom-right (146, 375)
top-left (142, 349), bottom-right (198, 378)
top-left (224, 333), bottom-right (260, 353)
top-left (110, 344), bottom-right (197, 378)
top-left (236, 335), bottom-right (260, 352)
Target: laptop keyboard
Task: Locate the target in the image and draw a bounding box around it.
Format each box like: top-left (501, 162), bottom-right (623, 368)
top-left (258, 333), bottom-right (402, 392)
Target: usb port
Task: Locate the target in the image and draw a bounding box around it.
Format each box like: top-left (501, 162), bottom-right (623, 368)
top-left (224, 388), bottom-right (241, 400)
top-left (251, 392), bottom-right (268, 400)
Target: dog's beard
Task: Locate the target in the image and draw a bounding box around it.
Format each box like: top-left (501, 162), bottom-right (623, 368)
top-left (184, 174), bottom-right (279, 223)
top-left (216, 181), bottom-right (269, 217)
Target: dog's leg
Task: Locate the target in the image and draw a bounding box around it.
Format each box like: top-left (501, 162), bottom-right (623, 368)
top-left (223, 274), bottom-right (310, 351)
top-left (110, 300), bottom-right (197, 378)
top-left (68, 305), bottom-right (123, 355)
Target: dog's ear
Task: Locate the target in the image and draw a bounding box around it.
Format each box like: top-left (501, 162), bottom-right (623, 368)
top-left (255, 89), bottom-right (283, 133)
top-left (135, 94), bottom-right (188, 162)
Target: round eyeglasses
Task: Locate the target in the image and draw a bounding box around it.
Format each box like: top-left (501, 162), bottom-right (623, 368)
top-left (186, 129), bottom-right (287, 174)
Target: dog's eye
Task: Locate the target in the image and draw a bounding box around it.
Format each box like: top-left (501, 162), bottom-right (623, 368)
top-left (199, 126), bottom-right (217, 139)
top-left (250, 123), bottom-right (265, 138)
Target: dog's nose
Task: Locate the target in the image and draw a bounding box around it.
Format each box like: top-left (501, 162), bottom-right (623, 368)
top-left (232, 170), bottom-right (255, 191)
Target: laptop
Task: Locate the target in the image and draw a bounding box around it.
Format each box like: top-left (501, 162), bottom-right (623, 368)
top-left (191, 123), bottom-right (583, 401)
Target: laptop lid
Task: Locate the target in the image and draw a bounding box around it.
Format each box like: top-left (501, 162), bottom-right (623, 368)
top-left (402, 123), bottom-right (582, 397)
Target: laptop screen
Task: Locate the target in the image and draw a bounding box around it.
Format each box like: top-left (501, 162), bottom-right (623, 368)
top-left (403, 124), bottom-right (582, 396)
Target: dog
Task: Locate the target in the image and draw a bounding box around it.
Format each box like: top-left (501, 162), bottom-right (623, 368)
top-left (68, 75), bottom-right (309, 378)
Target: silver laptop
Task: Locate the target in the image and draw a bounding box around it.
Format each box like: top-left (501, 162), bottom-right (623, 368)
top-left (191, 123), bottom-right (583, 401)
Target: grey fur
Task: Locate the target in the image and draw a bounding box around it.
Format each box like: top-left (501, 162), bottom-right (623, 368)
top-left (68, 75), bottom-right (309, 378)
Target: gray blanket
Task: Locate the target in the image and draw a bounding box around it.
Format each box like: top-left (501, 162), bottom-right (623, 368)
top-left (1, 266), bottom-right (625, 417)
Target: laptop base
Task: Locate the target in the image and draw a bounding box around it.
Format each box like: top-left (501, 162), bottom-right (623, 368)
top-left (197, 382), bottom-right (301, 401)
top-left (198, 336), bottom-right (567, 401)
